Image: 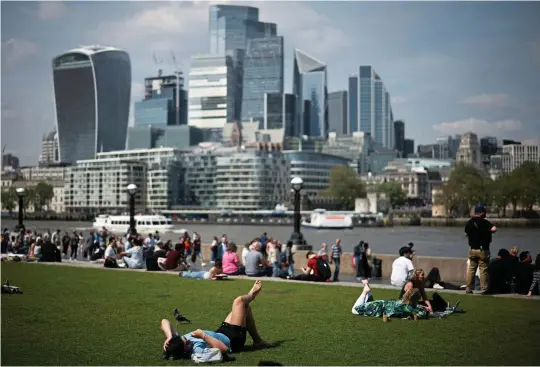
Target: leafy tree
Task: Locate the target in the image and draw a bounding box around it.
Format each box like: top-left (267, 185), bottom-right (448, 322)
top-left (34, 181), bottom-right (54, 212)
top-left (511, 161), bottom-right (540, 211)
top-left (1, 188), bottom-right (17, 213)
top-left (376, 181), bottom-right (407, 208)
top-left (22, 187), bottom-right (36, 212)
top-left (321, 166), bottom-right (366, 210)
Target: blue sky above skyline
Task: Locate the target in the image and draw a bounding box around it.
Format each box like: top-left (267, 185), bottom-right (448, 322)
top-left (1, 1), bottom-right (539, 165)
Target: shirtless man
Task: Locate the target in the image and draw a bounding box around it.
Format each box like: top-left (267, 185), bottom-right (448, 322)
top-left (160, 280), bottom-right (269, 360)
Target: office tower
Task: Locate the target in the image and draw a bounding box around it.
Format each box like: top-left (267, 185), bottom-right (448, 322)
top-left (188, 54), bottom-right (236, 131)
top-left (347, 76), bottom-right (358, 135)
top-left (263, 93), bottom-right (296, 134)
top-left (39, 130), bottom-right (59, 166)
top-left (349, 66), bottom-right (393, 149)
top-left (328, 91), bottom-right (348, 136)
top-left (241, 36), bottom-right (284, 125)
top-left (404, 139), bottom-right (414, 158)
top-left (502, 144), bottom-right (540, 172)
top-left (209, 5), bottom-right (276, 55)
top-left (52, 46), bottom-right (131, 163)
top-left (293, 49), bottom-right (328, 137)
top-left (135, 70), bottom-right (187, 127)
top-left (394, 120), bottom-right (405, 155)
top-left (456, 132), bottom-right (482, 168)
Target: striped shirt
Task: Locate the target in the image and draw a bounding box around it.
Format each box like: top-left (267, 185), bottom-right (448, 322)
top-left (331, 244), bottom-right (342, 259)
top-left (530, 270), bottom-right (540, 294)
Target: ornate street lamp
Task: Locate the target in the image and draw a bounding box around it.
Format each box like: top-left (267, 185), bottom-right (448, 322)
top-left (288, 177), bottom-right (310, 250)
top-left (127, 184), bottom-right (138, 235)
top-left (15, 188), bottom-right (25, 231)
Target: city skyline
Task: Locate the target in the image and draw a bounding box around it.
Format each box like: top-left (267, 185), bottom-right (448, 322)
top-left (2, 1), bottom-right (540, 164)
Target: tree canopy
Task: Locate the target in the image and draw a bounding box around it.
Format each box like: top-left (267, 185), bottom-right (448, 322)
top-left (438, 161), bottom-right (540, 217)
top-left (321, 166), bottom-right (366, 210)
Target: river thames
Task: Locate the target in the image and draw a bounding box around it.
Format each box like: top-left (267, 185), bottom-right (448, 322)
top-left (3, 219), bottom-right (540, 258)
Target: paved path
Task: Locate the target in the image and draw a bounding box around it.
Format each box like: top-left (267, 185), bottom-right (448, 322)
top-left (25, 260), bottom-right (540, 301)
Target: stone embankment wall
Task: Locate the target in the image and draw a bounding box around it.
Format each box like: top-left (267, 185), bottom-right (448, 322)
top-left (199, 245), bottom-right (468, 283)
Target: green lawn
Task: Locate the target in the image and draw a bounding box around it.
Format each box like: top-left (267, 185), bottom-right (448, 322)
top-left (2, 263), bottom-right (540, 366)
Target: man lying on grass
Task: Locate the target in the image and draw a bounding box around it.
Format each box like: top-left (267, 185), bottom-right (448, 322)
top-left (160, 280), bottom-right (270, 360)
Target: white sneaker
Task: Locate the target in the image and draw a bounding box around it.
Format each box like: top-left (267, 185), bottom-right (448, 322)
top-left (433, 283), bottom-right (444, 289)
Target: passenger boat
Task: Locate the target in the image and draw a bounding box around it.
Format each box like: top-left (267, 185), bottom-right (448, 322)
top-left (301, 209), bottom-right (354, 229)
top-left (92, 214), bottom-right (174, 233)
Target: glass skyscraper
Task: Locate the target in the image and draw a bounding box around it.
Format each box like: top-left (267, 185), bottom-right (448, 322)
top-left (241, 36), bottom-right (284, 125)
top-left (209, 5), bottom-right (276, 55)
top-left (348, 66), bottom-right (394, 149)
top-left (134, 72), bottom-right (187, 127)
top-left (52, 46), bottom-right (131, 164)
top-left (328, 91), bottom-right (348, 136)
top-left (263, 93), bottom-right (296, 133)
top-left (292, 49), bottom-right (328, 138)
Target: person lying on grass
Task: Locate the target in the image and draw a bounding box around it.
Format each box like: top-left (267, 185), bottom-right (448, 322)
top-left (351, 281), bottom-right (428, 321)
top-left (161, 280), bottom-right (270, 360)
top-left (179, 260), bottom-right (224, 280)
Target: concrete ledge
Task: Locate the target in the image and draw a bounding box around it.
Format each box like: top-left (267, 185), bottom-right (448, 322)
top-left (22, 260), bottom-right (539, 301)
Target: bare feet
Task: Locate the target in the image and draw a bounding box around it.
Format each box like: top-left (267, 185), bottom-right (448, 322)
top-left (249, 280), bottom-right (262, 300)
top-left (361, 279), bottom-right (369, 285)
top-left (382, 314), bottom-right (390, 323)
top-left (363, 283), bottom-right (371, 294)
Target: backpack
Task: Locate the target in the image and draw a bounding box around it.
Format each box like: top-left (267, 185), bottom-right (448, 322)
top-left (316, 256), bottom-right (332, 281)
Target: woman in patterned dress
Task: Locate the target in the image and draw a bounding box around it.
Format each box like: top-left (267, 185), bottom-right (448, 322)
top-left (351, 282), bottom-right (428, 321)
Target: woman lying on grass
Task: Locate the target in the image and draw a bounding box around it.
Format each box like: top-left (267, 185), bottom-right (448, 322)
top-left (179, 260), bottom-right (224, 280)
top-left (351, 281), bottom-right (428, 321)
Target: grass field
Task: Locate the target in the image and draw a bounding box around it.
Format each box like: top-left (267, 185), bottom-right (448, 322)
top-left (2, 262), bottom-right (540, 366)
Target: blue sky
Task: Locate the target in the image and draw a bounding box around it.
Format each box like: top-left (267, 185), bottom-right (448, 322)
top-left (1, 1), bottom-right (539, 165)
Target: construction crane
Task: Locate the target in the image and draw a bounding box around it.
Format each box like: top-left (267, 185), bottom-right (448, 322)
top-left (152, 50), bottom-right (163, 77)
top-left (171, 50), bottom-right (182, 126)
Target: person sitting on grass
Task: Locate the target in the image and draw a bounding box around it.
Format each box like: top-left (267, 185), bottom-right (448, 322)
top-left (180, 260), bottom-right (223, 280)
top-left (292, 252), bottom-right (322, 282)
top-left (398, 269), bottom-right (434, 314)
top-left (161, 280), bottom-right (270, 360)
top-left (222, 242), bottom-right (245, 276)
top-left (158, 242), bottom-right (186, 272)
top-left (351, 281), bottom-right (428, 321)
top-left (119, 238), bottom-right (145, 269)
top-left (245, 242), bottom-right (272, 277)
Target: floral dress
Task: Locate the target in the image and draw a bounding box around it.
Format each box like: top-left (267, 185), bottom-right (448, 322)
top-left (354, 300), bottom-right (427, 319)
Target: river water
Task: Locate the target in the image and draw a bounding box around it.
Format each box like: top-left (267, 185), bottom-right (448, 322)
top-left (3, 219), bottom-right (540, 258)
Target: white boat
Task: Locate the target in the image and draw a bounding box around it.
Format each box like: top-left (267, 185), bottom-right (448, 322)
top-left (301, 209), bottom-right (354, 229)
top-left (92, 214), bottom-right (174, 233)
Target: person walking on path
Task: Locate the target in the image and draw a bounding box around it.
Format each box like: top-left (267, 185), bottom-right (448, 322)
top-left (330, 239), bottom-right (343, 282)
top-left (464, 204), bottom-right (497, 294)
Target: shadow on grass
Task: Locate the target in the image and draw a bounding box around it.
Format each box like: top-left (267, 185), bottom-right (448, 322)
top-left (236, 339), bottom-right (293, 354)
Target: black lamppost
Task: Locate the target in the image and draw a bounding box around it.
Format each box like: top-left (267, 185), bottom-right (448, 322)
top-left (127, 184), bottom-right (137, 235)
top-left (288, 177), bottom-right (310, 250)
top-left (15, 188), bottom-right (25, 232)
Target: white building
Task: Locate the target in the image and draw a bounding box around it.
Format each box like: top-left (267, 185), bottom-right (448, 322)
top-left (456, 132), bottom-right (482, 169)
top-left (39, 131), bottom-right (59, 165)
top-left (502, 144), bottom-right (540, 172)
top-left (50, 183), bottom-right (66, 213)
top-left (65, 158), bottom-right (147, 214)
top-left (90, 148), bottom-right (185, 211)
top-left (20, 166), bottom-right (69, 182)
top-left (215, 149), bottom-right (289, 210)
top-left (188, 54), bottom-right (236, 130)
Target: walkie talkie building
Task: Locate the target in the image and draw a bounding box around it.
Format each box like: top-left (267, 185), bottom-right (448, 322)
top-left (52, 45), bottom-right (131, 163)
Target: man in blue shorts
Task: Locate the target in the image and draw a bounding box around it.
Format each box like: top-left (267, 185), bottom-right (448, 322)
top-left (160, 280), bottom-right (269, 360)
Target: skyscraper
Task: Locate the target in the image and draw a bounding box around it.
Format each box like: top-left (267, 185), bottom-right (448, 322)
top-left (394, 120), bottom-right (405, 155)
top-left (209, 5), bottom-right (276, 55)
top-left (293, 49), bottom-right (328, 138)
top-left (188, 54), bottom-right (236, 132)
top-left (241, 36), bottom-right (284, 125)
top-left (349, 66), bottom-right (393, 149)
top-left (263, 93), bottom-right (296, 133)
top-left (404, 139), bottom-right (414, 158)
top-left (328, 91), bottom-right (348, 136)
top-left (135, 71), bottom-right (187, 127)
top-left (52, 46), bottom-right (131, 163)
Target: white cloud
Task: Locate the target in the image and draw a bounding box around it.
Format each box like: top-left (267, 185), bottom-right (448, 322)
top-left (1, 39), bottom-right (39, 68)
top-left (37, 2), bottom-right (68, 20)
top-left (128, 82), bottom-right (146, 127)
top-left (391, 96), bottom-right (407, 105)
top-left (432, 118), bottom-right (523, 135)
top-left (87, 1), bottom-right (350, 58)
top-left (461, 93), bottom-right (510, 107)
